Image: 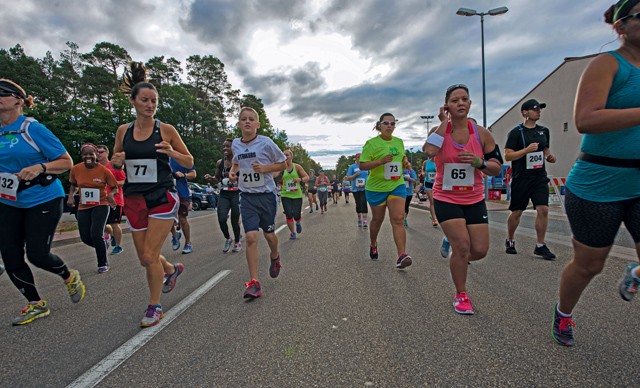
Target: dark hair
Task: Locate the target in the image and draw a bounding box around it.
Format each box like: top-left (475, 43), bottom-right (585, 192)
top-left (374, 112), bottom-right (395, 131)
top-left (96, 144), bottom-right (109, 151)
top-left (120, 62), bottom-right (156, 100)
top-left (606, 0), bottom-right (640, 23)
top-left (445, 84), bottom-right (469, 102)
top-left (224, 138), bottom-right (233, 143)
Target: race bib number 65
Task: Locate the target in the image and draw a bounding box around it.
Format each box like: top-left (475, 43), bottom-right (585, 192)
top-left (442, 163), bottom-right (474, 191)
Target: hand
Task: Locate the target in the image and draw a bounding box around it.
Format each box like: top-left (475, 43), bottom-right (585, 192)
top-left (107, 196), bottom-right (117, 209)
top-left (111, 152), bottom-right (125, 169)
top-left (175, 171), bottom-right (185, 179)
top-left (438, 106), bottom-right (449, 122)
top-left (204, 173), bottom-right (213, 180)
top-left (381, 154), bottom-right (393, 164)
top-left (228, 171), bottom-right (238, 182)
top-left (525, 143), bottom-right (539, 153)
top-left (546, 154), bottom-right (556, 163)
top-left (155, 141), bottom-right (174, 155)
top-left (66, 199), bottom-right (75, 208)
top-left (17, 164), bottom-right (44, 181)
top-left (458, 150), bottom-right (479, 166)
top-left (294, 178), bottom-right (301, 183)
top-left (251, 162), bottom-right (266, 174)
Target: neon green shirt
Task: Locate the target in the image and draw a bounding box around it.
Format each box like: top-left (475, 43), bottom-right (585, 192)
top-left (280, 164), bottom-right (303, 199)
top-left (360, 135), bottom-right (405, 192)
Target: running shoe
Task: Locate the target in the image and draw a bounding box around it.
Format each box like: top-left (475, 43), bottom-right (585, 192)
top-left (97, 265), bottom-right (110, 274)
top-left (140, 304), bottom-right (164, 328)
top-left (453, 292), bottom-right (474, 315)
top-left (396, 253), bottom-right (413, 269)
top-left (316, 204), bottom-right (319, 211)
top-left (162, 263), bottom-right (184, 293)
top-left (357, 219), bottom-right (362, 228)
top-left (290, 232), bottom-right (297, 240)
top-left (440, 237), bottom-right (450, 258)
top-left (171, 232), bottom-right (181, 251)
top-left (552, 304), bottom-right (575, 346)
top-left (243, 279), bottom-right (262, 298)
top-left (65, 269), bottom-right (86, 303)
top-left (0, 263), bottom-right (4, 276)
top-left (618, 262), bottom-right (640, 302)
top-left (309, 208), bottom-right (313, 214)
top-left (103, 232), bottom-right (111, 242)
top-left (403, 219), bottom-right (408, 228)
top-left (223, 238), bottom-right (233, 253)
top-left (296, 222), bottom-right (302, 234)
top-left (362, 220), bottom-right (368, 229)
top-left (432, 220), bottom-right (438, 228)
top-left (12, 301), bottom-right (50, 326)
top-left (369, 246), bottom-right (378, 260)
top-left (534, 244), bottom-right (556, 260)
top-left (505, 239), bottom-right (517, 254)
top-left (110, 235), bottom-right (117, 247)
top-left (232, 241), bottom-right (242, 253)
top-left (182, 242), bottom-right (193, 254)
top-left (269, 255), bottom-right (282, 278)
top-left (111, 245), bottom-right (124, 255)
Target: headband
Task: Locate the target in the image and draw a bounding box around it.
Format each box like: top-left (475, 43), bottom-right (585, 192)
top-left (0, 81), bottom-right (27, 100)
top-left (614, 0), bottom-right (640, 21)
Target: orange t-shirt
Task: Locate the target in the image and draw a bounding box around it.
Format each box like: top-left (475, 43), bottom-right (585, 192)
top-left (69, 163), bottom-right (118, 210)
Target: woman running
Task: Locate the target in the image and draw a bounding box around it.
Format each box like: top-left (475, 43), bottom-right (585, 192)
top-left (111, 63), bottom-right (192, 327)
top-left (552, 1), bottom-right (640, 347)
top-left (68, 143), bottom-right (118, 273)
top-left (423, 85), bottom-right (503, 315)
top-left (316, 169), bottom-right (330, 214)
top-left (0, 79), bottom-right (85, 325)
top-left (346, 153), bottom-right (369, 228)
top-left (359, 113), bottom-right (412, 269)
top-left (342, 176), bottom-right (351, 203)
top-left (276, 149), bottom-right (309, 239)
top-left (423, 156), bottom-right (439, 227)
top-left (330, 174), bottom-right (340, 204)
top-left (402, 156), bottom-right (418, 228)
top-left (306, 169), bottom-right (319, 213)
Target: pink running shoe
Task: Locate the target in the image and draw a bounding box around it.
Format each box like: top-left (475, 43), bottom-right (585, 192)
top-left (453, 292), bottom-right (475, 315)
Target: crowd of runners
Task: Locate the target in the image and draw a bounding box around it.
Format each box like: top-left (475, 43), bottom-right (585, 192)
top-left (0, 2), bottom-right (638, 348)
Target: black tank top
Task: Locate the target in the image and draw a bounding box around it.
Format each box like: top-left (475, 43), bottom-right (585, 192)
top-left (216, 158), bottom-right (238, 191)
top-left (122, 119), bottom-right (174, 195)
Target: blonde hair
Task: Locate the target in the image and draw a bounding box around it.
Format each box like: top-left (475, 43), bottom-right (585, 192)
top-left (239, 106), bottom-right (259, 119)
top-left (0, 79), bottom-right (35, 108)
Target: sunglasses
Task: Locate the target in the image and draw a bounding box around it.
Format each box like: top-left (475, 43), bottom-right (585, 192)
top-left (619, 11), bottom-right (640, 22)
top-left (380, 121), bottom-right (396, 126)
top-left (0, 91), bottom-right (19, 98)
top-left (97, 150), bottom-right (107, 154)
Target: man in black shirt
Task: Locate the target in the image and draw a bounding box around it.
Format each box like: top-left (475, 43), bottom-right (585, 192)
top-left (504, 99), bottom-right (557, 260)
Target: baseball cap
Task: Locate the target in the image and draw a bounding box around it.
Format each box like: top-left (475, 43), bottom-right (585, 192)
top-left (521, 99), bottom-right (546, 111)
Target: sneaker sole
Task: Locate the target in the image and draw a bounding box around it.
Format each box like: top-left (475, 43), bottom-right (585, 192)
top-left (618, 281), bottom-right (635, 302)
top-left (396, 257), bottom-right (413, 269)
top-left (534, 253), bottom-right (556, 260)
top-left (12, 310), bottom-right (50, 326)
top-left (140, 313), bottom-right (164, 328)
top-left (453, 306), bottom-right (475, 315)
top-left (243, 291), bottom-right (262, 298)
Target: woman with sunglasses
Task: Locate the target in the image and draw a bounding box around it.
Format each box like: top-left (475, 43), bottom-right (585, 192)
top-left (423, 85), bottom-right (503, 315)
top-left (0, 79), bottom-right (85, 325)
top-left (111, 63), bottom-right (192, 327)
top-left (67, 143), bottom-right (119, 273)
top-left (552, 0), bottom-right (640, 347)
top-left (359, 113), bottom-right (412, 269)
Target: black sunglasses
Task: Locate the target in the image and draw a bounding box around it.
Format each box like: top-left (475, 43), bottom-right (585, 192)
top-left (0, 91), bottom-right (19, 98)
top-left (380, 120), bottom-right (396, 126)
top-left (619, 11), bottom-right (640, 21)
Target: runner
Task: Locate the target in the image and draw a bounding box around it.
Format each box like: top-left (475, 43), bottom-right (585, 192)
top-left (170, 157), bottom-right (196, 254)
top-left (275, 149), bottom-right (309, 239)
top-left (315, 169), bottom-right (330, 214)
top-left (331, 174), bottom-right (340, 204)
top-left (423, 156), bottom-right (439, 227)
top-left (402, 156), bottom-right (418, 228)
top-left (0, 79), bottom-right (85, 325)
top-left (504, 99), bottom-right (557, 260)
top-left (342, 175), bottom-right (351, 203)
top-left (345, 153), bottom-right (369, 227)
top-left (553, 1), bottom-right (640, 347)
top-left (306, 169), bottom-right (319, 213)
top-left (229, 107), bottom-right (287, 298)
top-left (68, 143), bottom-right (119, 273)
top-left (97, 144), bottom-right (126, 255)
top-left (111, 63), bottom-right (190, 327)
top-left (204, 138), bottom-right (242, 253)
top-left (423, 84), bottom-right (503, 315)
top-left (359, 113), bottom-right (412, 269)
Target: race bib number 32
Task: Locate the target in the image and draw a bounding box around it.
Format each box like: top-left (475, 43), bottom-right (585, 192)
top-left (125, 159), bottom-right (158, 183)
top-left (0, 172), bottom-right (19, 201)
top-left (442, 163), bottom-right (474, 191)
top-left (239, 168), bottom-right (265, 188)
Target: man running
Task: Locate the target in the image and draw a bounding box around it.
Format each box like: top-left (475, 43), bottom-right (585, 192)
top-left (170, 158), bottom-right (196, 254)
top-left (504, 99), bottom-right (557, 260)
top-left (97, 144), bottom-right (126, 254)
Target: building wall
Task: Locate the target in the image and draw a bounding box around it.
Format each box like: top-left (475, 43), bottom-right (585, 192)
top-left (489, 56), bottom-right (595, 178)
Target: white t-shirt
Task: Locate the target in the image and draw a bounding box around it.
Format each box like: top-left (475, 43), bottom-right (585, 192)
top-left (231, 135), bottom-right (286, 193)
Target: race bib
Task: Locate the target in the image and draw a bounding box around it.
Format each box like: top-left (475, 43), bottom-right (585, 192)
top-left (405, 181), bottom-right (410, 189)
top-left (0, 172), bottom-right (19, 201)
top-left (125, 159), bottom-right (158, 183)
top-left (286, 180), bottom-right (298, 192)
top-left (384, 162), bottom-right (401, 180)
top-left (526, 151), bottom-right (544, 169)
top-left (318, 186), bottom-right (328, 192)
top-left (80, 188), bottom-right (100, 205)
top-left (239, 168), bottom-right (265, 188)
top-left (356, 178), bottom-right (365, 188)
top-left (427, 172), bottom-right (436, 181)
top-left (442, 163), bottom-right (474, 191)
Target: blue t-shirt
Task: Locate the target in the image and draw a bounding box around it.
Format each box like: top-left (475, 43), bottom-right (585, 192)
top-left (346, 163), bottom-right (369, 192)
top-left (0, 116), bottom-right (66, 208)
top-left (170, 158), bottom-right (195, 199)
top-left (566, 51), bottom-right (640, 202)
top-left (403, 168), bottom-right (417, 196)
top-left (424, 159), bottom-right (437, 184)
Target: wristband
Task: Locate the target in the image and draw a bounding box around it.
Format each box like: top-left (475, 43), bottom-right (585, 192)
top-left (426, 133), bottom-right (444, 148)
top-left (472, 157), bottom-right (481, 167)
top-left (40, 163), bottom-right (47, 173)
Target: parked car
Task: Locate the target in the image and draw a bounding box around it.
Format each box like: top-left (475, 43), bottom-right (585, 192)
top-left (188, 182), bottom-right (215, 211)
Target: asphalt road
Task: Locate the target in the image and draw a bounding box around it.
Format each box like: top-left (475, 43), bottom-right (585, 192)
top-left (0, 201), bottom-right (638, 387)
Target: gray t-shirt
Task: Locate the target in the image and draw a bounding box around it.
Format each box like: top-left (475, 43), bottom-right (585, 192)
top-left (232, 135), bottom-right (286, 193)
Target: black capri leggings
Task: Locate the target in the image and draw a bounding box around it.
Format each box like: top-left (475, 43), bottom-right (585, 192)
top-left (405, 195), bottom-right (413, 214)
top-left (217, 191), bottom-right (241, 243)
top-left (76, 205), bottom-right (110, 267)
top-left (318, 190), bottom-right (328, 207)
top-left (353, 191), bottom-right (368, 214)
top-left (281, 197), bottom-right (302, 221)
top-left (0, 197), bottom-right (71, 302)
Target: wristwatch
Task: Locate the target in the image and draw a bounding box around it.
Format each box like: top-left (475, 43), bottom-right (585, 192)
top-left (478, 159), bottom-right (488, 170)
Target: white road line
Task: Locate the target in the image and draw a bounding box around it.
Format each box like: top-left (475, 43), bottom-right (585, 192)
top-left (67, 270), bottom-right (231, 388)
top-left (275, 224), bottom-right (288, 234)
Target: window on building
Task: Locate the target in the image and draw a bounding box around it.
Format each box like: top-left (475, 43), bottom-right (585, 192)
top-left (563, 122), bottom-right (569, 132)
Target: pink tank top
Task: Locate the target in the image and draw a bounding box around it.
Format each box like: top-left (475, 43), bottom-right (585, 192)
top-left (433, 120), bottom-right (485, 205)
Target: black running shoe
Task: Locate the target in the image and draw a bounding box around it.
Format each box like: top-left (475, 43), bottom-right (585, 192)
top-left (396, 253), bottom-right (412, 269)
top-left (534, 244), bottom-right (556, 260)
top-left (505, 239), bottom-right (517, 254)
top-left (369, 246), bottom-right (378, 260)
top-left (269, 256), bottom-right (282, 278)
top-left (552, 304), bottom-right (575, 346)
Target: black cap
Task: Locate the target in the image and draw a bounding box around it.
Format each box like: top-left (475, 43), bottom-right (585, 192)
top-left (521, 99), bottom-right (546, 111)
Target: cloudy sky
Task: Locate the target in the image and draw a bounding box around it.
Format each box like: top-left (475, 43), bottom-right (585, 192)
top-left (2, 0), bottom-right (617, 167)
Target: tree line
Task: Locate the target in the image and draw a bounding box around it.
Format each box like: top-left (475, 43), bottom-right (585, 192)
top-left (0, 41), bottom-right (322, 187)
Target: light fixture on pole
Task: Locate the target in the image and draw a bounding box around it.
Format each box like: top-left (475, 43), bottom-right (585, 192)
top-left (420, 115), bottom-right (435, 132)
top-left (456, 6), bottom-right (508, 128)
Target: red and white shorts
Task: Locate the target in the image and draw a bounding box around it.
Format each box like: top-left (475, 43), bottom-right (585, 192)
top-left (124, 191), bottom-right (179, 231)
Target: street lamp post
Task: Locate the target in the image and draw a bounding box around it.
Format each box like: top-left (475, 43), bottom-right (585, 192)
top-left (456, 6), bottom-right (508, 128)
top-left (420, 115), bottom-right (435, 132)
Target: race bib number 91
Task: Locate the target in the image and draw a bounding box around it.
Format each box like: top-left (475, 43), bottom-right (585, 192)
top-left (80, 188), bottom-right (100, 205)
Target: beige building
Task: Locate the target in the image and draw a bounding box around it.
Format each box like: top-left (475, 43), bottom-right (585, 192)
top-left (489, 54), bottom-right (598, 178)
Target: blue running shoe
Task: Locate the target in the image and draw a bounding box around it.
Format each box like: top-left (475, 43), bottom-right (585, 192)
top-left (182, 242), bottom-right (193, 254)
top-left (296, 222), bottom-right (302, 234)
top-left (618, 262), bottom-right (640, 302)
top-left (440, 237), bottom-right (450, 258)
top-left (171, 233), bottom-right (181, 251)
top-left (110, 235), bottom-right (116, 247)
top-left (289, 232), bottom-right (297, 240)
top-left (111, 246), bottom-right (123, 255)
